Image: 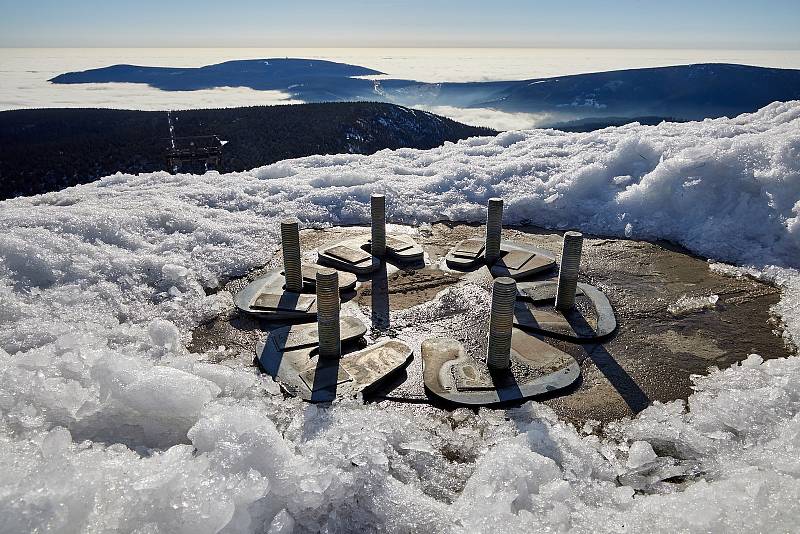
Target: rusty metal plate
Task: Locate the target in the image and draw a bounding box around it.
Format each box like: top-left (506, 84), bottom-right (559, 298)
top-left (299, 264), bottom-right (358, 290)
top-left (454, 239), bottom-right (485, 258)
top-left (385, 236), bottom-right (414, 252)
top-left (325, 245), bottom-right (372, 265)
top-left (496, 250), bottom-right (534, 270)
top-left (341, 340), bottom-right (410, 385)
top-left (299, 362), bottom-right (353, 392)
top-left (251, 292), bottom-right (316, 312)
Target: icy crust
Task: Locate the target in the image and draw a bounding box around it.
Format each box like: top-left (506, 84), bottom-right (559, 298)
top-left (0, 102), bottom-right (799, 532)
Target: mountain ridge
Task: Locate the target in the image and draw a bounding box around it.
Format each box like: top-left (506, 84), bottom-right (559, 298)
top-left (0, 102), bottom-right (494, 200)
top-left (51, 61), bottom-right (800, 123)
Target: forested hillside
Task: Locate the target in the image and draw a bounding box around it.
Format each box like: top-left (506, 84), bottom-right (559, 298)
top-left (0, 102), bottom-right (494, 199)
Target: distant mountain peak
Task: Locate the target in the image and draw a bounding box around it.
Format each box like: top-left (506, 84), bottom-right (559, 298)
top-left (50, 58), bottom-right (384, 91)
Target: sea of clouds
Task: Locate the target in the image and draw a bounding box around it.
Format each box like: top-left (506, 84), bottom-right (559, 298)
top-left (4, 47), bottom-right (800, 130)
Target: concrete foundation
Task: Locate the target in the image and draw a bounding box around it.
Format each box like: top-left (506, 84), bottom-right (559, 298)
top-left (194, 223), bottom-right (791, 423)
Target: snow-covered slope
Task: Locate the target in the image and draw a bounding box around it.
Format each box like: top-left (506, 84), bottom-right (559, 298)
top-left (1, 102), bottom-right (799, 533)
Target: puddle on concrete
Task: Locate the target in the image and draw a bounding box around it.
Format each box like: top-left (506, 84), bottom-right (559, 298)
top-left (189, 223), bottom-right (793, 426)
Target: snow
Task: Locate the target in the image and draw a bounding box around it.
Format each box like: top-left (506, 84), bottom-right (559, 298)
top-left (1, 101), bottom-right (799, 532)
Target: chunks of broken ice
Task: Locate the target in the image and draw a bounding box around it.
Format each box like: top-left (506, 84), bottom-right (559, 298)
top-left (618, 456), bottom-right (705, 493)
top-left (668, 294), bottom-right (720, 316)
top-left (400, 440), bottom-right (437, 455)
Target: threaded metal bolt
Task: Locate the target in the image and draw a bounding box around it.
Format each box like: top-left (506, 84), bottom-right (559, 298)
top-left (555, 231), bottom-right (583, 311)
top-left (485, 197), bottom-right (503, 264)
top-left (316, 268), bottom-right (341, 359)
top-left (487, 277), bottom-right (516, 370)
top-left (371, 193), bottom-right (386, 257)
top-left (281, 218), bottom-right (303, 293)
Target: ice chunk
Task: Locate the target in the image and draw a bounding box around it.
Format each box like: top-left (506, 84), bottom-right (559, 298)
top-left (40, 426), bottom-right (72, 456)
top-left (162, 263), bottom-right (190, 282)
top-left (618, 457), bottom-right (705, 492)
top-left (267, 509), bottom-right (295, 534)
top-left (148, 319), bottom-right (181, 352)
top-left (668, 294), bottom-right (720, 316)
top-left (627, 440), bottom-right (657, 468)
top-left (115, 366), bottom-right (221, 419)
top-left (400, 440), bottom-right (437, 455)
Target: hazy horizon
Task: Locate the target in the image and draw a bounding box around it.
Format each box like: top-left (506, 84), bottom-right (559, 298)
top-left (2, 0), bottom-right (798, 49)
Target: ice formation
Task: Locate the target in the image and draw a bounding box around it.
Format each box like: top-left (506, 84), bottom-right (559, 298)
top-left (1, 102), bottom-right (799, 532)
top-left (668, 294), bottom-right (720, 316)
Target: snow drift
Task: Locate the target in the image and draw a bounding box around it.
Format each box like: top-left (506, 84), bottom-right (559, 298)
top-left (0, 101), bottom-right (799, 533)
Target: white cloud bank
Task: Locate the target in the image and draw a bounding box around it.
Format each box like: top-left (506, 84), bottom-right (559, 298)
top-left (1, 102), bottom-right (800, 532)
top-left (418, 105), bottom-right (556, 130)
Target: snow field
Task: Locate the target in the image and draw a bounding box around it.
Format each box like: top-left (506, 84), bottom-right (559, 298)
top-left (0, 102), bottom-right (799, 532)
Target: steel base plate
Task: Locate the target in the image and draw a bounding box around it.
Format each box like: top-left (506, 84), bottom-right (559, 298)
top-left (318, 234), bottom-right (425, 275)
top-left (234, 271), bottom-right (317, 320)
top-left (259, 336), bottom-right (413, 402)
top-left (421, 329), bottom-right (580, 406)
top-left (513, 281), bottom-right (617, 342)
top-left (283, 264), bottom-right (358, 292)
top-left (318, 237), bottom-right (382, 274)
top-left (256, 316), bottom-right (368, 375)
top-left (445, 239), bottom-right (555, 280)
top-left (234, 266), bottom-right (358, 320)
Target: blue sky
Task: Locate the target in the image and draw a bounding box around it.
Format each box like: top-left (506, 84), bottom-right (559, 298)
top-left (1, 0), bottom-right (798, 49)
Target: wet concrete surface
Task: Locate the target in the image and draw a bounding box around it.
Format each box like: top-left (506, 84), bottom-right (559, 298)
top-left (189, 223), bottom-right (793, 426)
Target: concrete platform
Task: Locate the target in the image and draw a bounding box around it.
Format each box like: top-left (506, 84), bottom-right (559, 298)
top-left (192, 223), bottom-right (791, 424)
top-left (422, 329), bottom-right (580, 406)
